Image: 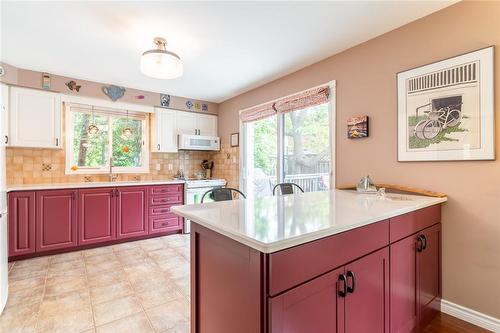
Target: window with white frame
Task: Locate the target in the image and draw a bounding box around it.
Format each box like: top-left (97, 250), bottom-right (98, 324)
top-left (240, 84), bottom-right (334, 197)
top-left (66, 105), bottom-right (149, 174)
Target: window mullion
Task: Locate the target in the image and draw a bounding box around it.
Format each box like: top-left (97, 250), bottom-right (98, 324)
top-left (108, 115), bottom-right (113, 168)
top-left (277, 114), bottom-right (284, 183)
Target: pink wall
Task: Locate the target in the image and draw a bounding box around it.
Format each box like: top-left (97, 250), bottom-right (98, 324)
top-left (0, 64), bottom-right (218, 115)
top-left (218, 1), bottom-right (500, 318)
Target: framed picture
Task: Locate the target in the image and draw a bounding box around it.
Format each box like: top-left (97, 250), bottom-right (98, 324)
top-left (348, 116), bottom-right (369, 139)
top-left (397, 46), bottom-right (494, 161)
top-left (230, 133), bottom-right (239, 147)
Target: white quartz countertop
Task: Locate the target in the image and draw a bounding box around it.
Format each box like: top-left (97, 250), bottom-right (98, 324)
top-left (7, 179), bottom-right (185, 192)
top-left (171, 190), bottom-right (447, 253)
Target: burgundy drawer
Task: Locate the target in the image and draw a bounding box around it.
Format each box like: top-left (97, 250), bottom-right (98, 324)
top-left (390, 205), bottom-right (441, 243)
top-left (267, 220), bottom-right (389, 296)
top-left (150, 215), bottom-right (182, 234)
top-left (150, 193), bottom-right (183, 206)
top-left (150, 184), bottom-right (183, 195)
top-left (149, 205), bottom-right (176, 217)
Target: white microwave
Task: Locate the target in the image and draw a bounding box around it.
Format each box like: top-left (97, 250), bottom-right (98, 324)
top-left (178, 134), bottom-right (220, 151)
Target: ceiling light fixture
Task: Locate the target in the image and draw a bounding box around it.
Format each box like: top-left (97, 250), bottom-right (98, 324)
top-left (140, 37), bottom-right (183, 79)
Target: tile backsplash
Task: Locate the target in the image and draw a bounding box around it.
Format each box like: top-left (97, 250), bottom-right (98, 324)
top-left (211, 144), bottom-right (240, 189)
top-left (6, 147), bottom-right (213, 186)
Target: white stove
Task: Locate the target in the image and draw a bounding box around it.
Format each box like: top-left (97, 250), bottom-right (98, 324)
top-left (184, 178), bottom-right (226, 233)
top-left (185, 178), bottom-right (226, 189)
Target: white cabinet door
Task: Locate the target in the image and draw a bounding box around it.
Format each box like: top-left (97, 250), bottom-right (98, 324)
top-left (197, 114), bottom-right (218, 136)
top-left (176, 111), bottom-right (197, 135)
top-left (10, 87), bottom-right (61, 148)
top-left (153, 108), bottom-right (178, 153)
top-left (0, 84), bottom-right (8, 148)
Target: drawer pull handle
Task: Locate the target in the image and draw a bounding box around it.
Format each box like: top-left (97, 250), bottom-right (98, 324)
top-left (346, 271), bottom-right (355, 294)
top-left (416, 235), bottom-right (424, 252)
top-left (338, 274), bottom-right (347, 298)
top-left (421, 235), bottom-right (427, 250)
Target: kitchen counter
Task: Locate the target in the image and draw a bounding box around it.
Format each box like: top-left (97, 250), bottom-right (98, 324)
top-left (171, 189), bottom-right (446, 253)
top-left (7, 179), bottom-right (185, 192)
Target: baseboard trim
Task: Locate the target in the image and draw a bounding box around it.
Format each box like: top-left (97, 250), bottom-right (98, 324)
top-left (441, 299), bottom-right (500, 332)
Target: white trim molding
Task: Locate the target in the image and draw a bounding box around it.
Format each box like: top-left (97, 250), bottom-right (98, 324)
top-left (441, 299), bottom-right (500, 332)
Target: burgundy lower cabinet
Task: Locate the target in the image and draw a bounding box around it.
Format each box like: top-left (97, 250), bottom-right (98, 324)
top-left (78, 188), bottom-right (116, 245)
top-left (35, 189), bottom-right (78, 252)
top-left (270, 267), bottom-right (345, 333)
top-left (417, 224), bottom-right (441, 330)
top-left (8, 191), bottom-right (36, 256)
top-left (390, 221), bottom-right (441, 332)
top-left (8, 183), bottom-right (184, 259)
top-left (190, 204), bottom-right (442, 333)
top-left (270, 248), bottom-right (389, 333)
top-left (148, 185), bottom-right (184, 234)
top-left (116, 186), bottom-right (148, 239)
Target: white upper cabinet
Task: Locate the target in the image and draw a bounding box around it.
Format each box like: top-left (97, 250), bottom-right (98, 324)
top-left (151, 109), bottom-right (218, 152)
top-left (176, 111), bottom-right (198, 135)
top-left (197, 113), bottom-right (218, 136)
top-left (9, 87), bottom-right (62, 149)
top-left (176, 111), bottom-right (217, 136)
top-left (0, 84), bottom-right (8, 148)
top-left (153, 108), bottom-right (178, 153)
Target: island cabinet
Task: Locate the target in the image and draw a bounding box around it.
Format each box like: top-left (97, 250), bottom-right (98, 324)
top-left (188, 204), bottom-right (442, 333)
top-left (270, 248), bottom-right (389, 333)
top-left (390, 206), bottom-right (441, 333)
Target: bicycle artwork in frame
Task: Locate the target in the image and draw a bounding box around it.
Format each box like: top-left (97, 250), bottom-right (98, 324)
top-left (397, 46), bottom-right (494, 161)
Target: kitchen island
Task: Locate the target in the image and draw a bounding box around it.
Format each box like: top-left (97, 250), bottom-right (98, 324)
top-left (171, 190), bottom-right (447, 333)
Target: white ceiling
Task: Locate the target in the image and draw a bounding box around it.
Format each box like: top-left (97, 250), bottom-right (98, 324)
top-left (1, 1), bottom-right (455, 103)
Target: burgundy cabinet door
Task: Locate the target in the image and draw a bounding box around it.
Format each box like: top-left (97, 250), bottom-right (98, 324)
top-left (36, 189), bottom-right (77, 252)
top-left (8, 191), bottom-right (36, 257)
top-left (116, 186), bottom-right (148, 239)
top-left (269, 267), bottom-right (345, 333)
top-left (78, 188), bottom-right (116, 245)
top-left (345, 247), bottom-right (389, 333)
top-left (417, 224), bottom-right (441, 330)
top-left (390, 235), bottom-right (418, 333)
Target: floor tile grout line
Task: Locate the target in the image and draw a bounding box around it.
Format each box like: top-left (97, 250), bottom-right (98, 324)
top-left (33, 257), bottom-right (49, 333)
top-left (83, 252), bottom-right (98, 333)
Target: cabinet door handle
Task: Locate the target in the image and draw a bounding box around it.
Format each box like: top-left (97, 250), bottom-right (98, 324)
top-left (157, 144), bottom-right (160, 151)
top-left (338, 274), bottom-right (347, 298)
top-left (4, 135), bottom-right (8, 144)
top-left (71, 191), bottom-right (76, 200)
top-left (56, 138), bottom-right (59, 146)
top-left (115, 189), bottom-right (119, 197)
top-left (421, 235), bottom-right (427, 250)
top-left (416, 235), bottom-right (424, 252)
top-left (346, 270), bottom-right (355, 294)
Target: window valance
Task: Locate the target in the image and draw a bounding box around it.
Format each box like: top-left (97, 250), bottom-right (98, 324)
top-left (239, 85), bottom-right (330, 123)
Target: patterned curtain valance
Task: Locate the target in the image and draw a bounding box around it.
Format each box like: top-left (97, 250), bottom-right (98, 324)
top-left (273, 86), bottom-right (330, 114)
top-left (239, 85), bottom-right (330, 123)
top-left (239, 101), bottom-right (277, 123)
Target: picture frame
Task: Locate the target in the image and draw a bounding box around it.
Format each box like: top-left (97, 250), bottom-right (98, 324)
top-left (230, 133), bottom-right (239, 147)
top-left (347, 115), bottom-right (369, 139)
top-left (397, 46), bottom-right (494, 161)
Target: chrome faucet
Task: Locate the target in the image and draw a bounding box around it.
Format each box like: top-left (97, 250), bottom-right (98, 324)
top-left (109, 157), bottom-right (118, 182)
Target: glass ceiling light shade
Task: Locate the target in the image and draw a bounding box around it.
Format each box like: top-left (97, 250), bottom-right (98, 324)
top-left (140, 37), bottom-right (183, 79)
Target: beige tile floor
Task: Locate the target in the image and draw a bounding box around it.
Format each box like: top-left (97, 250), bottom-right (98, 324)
top-left (0, 234), bottom-right (191, 333)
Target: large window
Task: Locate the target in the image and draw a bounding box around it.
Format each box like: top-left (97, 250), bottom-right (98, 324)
top-left (66, 107), bottom-right (149, 174)
top-left (243, 102), bottom-right (331, 197)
